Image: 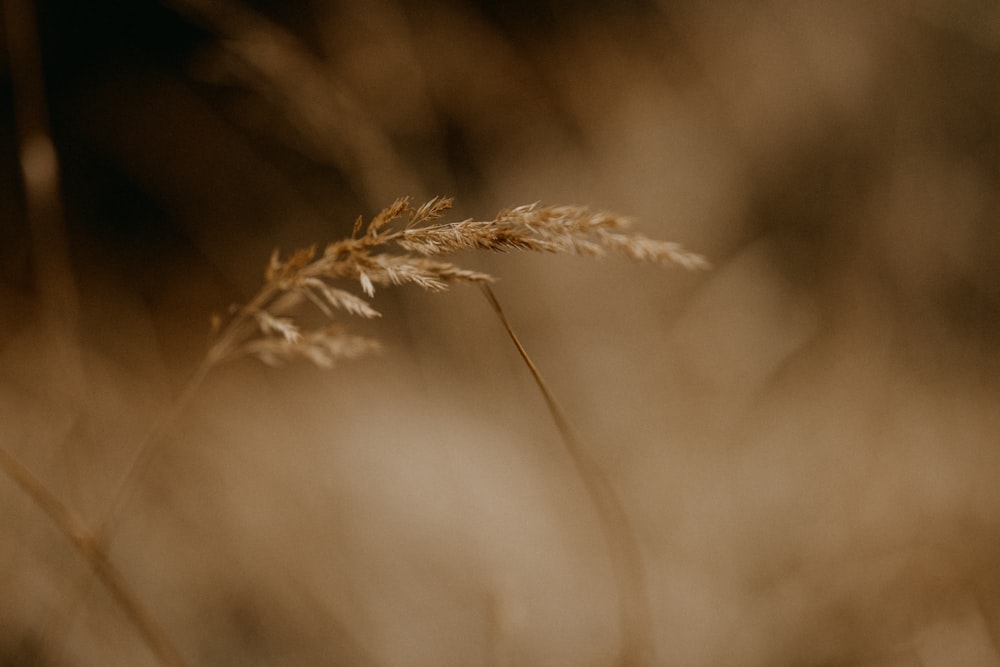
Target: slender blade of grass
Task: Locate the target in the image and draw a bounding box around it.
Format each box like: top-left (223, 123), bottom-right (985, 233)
top-left (480, 283), bottom-right (654, 666)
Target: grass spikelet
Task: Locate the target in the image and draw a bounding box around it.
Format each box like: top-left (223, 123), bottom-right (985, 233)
top-left (254, 311), bottom-right (301, 342)
top-left (368, 196), bottom-right (411, 235)
top-left (597, 230), bottom-right (713, 269)
top-left (300, 278), bottom-right (381, 319)
top-left (243, 326), bottom-right (381, 368)
top-left (408, 195), bottom-right (454, 226)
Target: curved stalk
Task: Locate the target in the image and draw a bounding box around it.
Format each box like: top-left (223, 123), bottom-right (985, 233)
top-left (480, 284), bottom-right (654, 666)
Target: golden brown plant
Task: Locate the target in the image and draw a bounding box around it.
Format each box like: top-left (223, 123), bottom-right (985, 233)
top-left (207, 196), bottom-right (708, 370)
top-left (195, 195), bottom-right (707, 665)
top-left (5, 196), bottom-right (705, 667)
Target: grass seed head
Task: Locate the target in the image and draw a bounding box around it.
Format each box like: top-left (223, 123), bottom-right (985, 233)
top-left (208, 197), bottom-right (707, 369)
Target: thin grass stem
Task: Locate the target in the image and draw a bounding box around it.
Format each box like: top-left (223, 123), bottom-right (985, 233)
top-left (480, 283), bottom-right (654, 666)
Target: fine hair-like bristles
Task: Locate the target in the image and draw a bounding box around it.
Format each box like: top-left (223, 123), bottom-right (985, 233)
top-left (208, 196), bottom-right (708, 369)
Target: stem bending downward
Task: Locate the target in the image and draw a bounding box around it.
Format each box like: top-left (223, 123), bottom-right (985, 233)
top-left (480, 284), bottom-right (653, 666)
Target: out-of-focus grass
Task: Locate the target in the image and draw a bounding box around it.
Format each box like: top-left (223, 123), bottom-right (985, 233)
top-left (3, 0), bottom-right (1000, 664)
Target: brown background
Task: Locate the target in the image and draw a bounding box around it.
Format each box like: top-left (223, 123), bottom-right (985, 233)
top-left (3, 1), bottom-right (1000, 664)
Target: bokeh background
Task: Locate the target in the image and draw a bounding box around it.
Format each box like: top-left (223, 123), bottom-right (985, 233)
top-left (3, 0), bottom-right (1000, 664)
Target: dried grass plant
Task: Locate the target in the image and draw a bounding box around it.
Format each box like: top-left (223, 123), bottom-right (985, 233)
top-left (200, 196), bottom-right (707, 664)
top-left (0, 2), bottom-right (705, 662)
top-left (205, 196), bottom-right (706, 369)
top-left (7, 1), bottom-right (1000, 664)
top-left (1, 193), bottom-right (705, 666)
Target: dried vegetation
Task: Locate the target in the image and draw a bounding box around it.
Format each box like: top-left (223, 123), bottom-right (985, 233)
top-left (209, 196), bottom-right (706, 370)
top-left (4, 0), bottom-right (1000, 666)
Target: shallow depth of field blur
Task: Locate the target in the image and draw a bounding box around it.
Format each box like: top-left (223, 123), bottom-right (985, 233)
top-left (3, 1), bottom-right (1000, 664)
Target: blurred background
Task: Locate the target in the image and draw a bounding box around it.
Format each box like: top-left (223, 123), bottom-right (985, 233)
top-left (3, 0), bottom-right (1000, 664)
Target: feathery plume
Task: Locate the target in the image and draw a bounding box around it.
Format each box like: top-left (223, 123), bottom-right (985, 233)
top-left (207, 197), bottom-right (707, 368)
